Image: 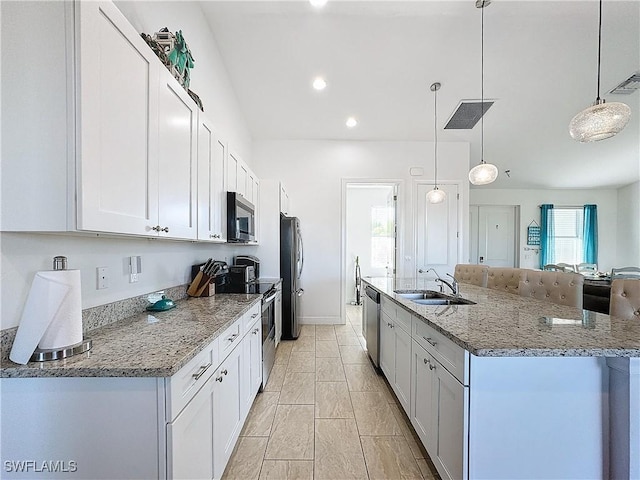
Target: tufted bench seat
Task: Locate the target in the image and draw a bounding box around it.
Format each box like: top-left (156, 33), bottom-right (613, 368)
top-left (454, 264), bottom-right (489, 287)
top-left (519, 270), bottom-right (584, 308)
top-left (486, 268), bottom-right (523, 295)
top-left (610, 279), bottom-right (640, 320)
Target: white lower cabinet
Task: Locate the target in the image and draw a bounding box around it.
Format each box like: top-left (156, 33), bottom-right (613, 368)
top-left (411, 340), bottom-right (467, 480)
top-left (380, 311), bottom-right (395, 379)
top-left (241, 318), bottom-right (263, 420)
top-left (379, 304), bottom-right (411, 415)
top-left (213, 344), bottom-right (243, 480)
top-left (167, 379), bottom-right (214, 480)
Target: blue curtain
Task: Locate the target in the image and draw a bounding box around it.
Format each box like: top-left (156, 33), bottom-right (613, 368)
top-left (583, 204), bottom-right (598, 264)
top-left (540, 204), bottom-right (554, 269)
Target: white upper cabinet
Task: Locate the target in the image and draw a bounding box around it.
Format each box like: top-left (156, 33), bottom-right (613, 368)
top-left (77, 1), bottom-right (161, 236)
top-left (156, 68), bottom-right (198, 239)
top-left (197, 115), bottom-right (227, 242)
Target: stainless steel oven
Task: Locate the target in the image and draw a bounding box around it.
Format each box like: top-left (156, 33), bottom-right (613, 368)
top-left (261, 286), bottom-right (277, 386)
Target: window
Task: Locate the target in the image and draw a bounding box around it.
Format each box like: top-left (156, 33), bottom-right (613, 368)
top-left (371, 206), bottom-right (394, 269)
top-left (551, 207), bottom-right (584, 265)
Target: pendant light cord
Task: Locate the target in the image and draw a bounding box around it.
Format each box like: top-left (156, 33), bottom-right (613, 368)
top-left (480, 4), bottom-right (485, 165)
top-left (434, 85), bottom-right (438, 188)
top-left (596, 0), bottom-right (602, 101)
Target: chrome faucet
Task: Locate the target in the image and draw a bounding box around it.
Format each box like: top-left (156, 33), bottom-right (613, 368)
top-left (420, 268), bottom-right (459, 296)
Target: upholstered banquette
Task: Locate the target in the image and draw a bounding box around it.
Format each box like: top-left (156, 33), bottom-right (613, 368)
top-left (609, 279), bottom-right (640, 320)
top-left (454, 264), bottom-right (489, 287)
top-left (519, 270), bottom-right (584, 308)
top-left (486, 268), bottom-right (523, 295)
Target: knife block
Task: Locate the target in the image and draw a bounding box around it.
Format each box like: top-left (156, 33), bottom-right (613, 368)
top-left (189, 264), bottom-right (225, 297)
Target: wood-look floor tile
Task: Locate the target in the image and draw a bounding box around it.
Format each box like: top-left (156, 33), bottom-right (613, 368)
top-left (265, 405), bottom-right (315, 460)
top-left (336, 333), bottom-right (361, 346)
top-left (315, 325), bottom-right (337, 341)
top-left (315, 382), bottom-right (354, 419)
top-left (314, 419), bottom-right (368, 479)
top-left (291, 336), bottom-right (316, 353)
top-left (344, 363), bottom-right (382, 391)
top-left (389, 403), bottom-right (427, 459)
top-left (275, 341), bottom-right (294, 365)
top-left (287, 351), bottom-right (316, 373)
top-left (415, 458), bottom-right (439, 479)
top-left (350, 391), bottom-right (402, 435)
top-left (316, 357), bottom-right (346, 382)
top-left (279, 372), bottom-right (315, 405)
top-left (315, 340), bottom-right (340, 358)
top-left (259, 460), bottom-right (314, 480)
top-left (241, 391), bottom-right (280, 437)
top-left (360, 436), bottom-right (423, 480)
top-left (298, 325), bottom-right (315, 338)
top-left (222, 436), bottom-right (268, 480)
top-left (264, 362), bottom-right (287, 392)
top-left (339, 344), bottom-right (369, 364)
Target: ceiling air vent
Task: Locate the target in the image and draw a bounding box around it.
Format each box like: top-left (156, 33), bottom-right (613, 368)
top-left (444, 100), bottom-right (494, 130)
top-left (609, 72), bottom-right (640, 95)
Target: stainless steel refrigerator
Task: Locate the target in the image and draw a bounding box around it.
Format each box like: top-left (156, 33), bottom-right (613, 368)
top-left (280, 216), bottom-right (304, 340)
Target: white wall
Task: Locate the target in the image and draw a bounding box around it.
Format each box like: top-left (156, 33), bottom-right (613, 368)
top-left (0, 1), bottom-right (255, 330)
top-left (469, 188), bottom-right (619, 271)
top-left (114, 1), bottom-right (252, 162)
top-left (253, 140), bottom-right (469, 324)
top-left (345, 185), bottom-right (394, 304)
top-left (617, 181), bottom-right (640, 267)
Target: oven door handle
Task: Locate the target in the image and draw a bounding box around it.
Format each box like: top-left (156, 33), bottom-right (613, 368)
top-left (263, 292), bottom-right (277, 304)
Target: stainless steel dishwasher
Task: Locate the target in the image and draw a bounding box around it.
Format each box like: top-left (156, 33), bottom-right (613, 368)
top-left (363, 285), bottom-right (381, 368)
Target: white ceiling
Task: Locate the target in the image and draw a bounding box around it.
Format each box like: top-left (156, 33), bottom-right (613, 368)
top-left (200, 0), bottom-right (640, 189)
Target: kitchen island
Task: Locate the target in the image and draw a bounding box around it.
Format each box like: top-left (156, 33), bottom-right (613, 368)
top-left (364, 277), bottom-right (640, 480)
top-left (1, 294), bottom-right (263, 480)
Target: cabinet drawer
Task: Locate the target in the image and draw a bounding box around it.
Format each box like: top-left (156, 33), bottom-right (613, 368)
top-left (242, 303), bottom-right (261, 336)
top-left (413, 318), bottom-right (468, 385)
top-left (219, 318), bottom-right (242, 360)
top-left (381, 296), bottom-right (395, 317)
top-left (166, 337), bottom-right (218, 421)
top-left (395, 307), bottom-right (411, 333)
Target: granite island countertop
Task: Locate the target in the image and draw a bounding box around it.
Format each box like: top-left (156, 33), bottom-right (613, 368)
top-left (364, 277), bottom-right (640, 357)
top-left (0, 294), bottom-right (262, 378)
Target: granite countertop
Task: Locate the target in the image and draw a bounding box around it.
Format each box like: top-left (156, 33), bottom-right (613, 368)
top-left (364, 277), bottom-right (640, 358)
top-left (0, 294), bottom-right (262, 378)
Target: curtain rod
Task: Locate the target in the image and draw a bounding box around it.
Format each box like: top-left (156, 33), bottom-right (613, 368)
top-left (537, 204), bottom-right (590, 208)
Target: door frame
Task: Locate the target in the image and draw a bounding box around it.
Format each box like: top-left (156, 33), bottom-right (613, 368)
top-left (340, 179), bottom-right (404, 324)
top-left (412, 180), bottom-right (465, 278)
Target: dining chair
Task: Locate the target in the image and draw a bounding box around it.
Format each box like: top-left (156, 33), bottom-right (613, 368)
top-left (454, 264), bottom-right (489, 288)
top-left (487, 268), bottom-right (523, 295)
top-left (611, 267), bottom-right (640, 279)
top-left (519, 270), bottom-right (584, 308)
top-left (609, 279), bottom-right (640, 319)
top-left (576, 263), bottom-right (598, 273)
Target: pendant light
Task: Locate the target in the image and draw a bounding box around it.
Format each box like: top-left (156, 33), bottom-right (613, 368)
top-left (569, 0), bottom-right (631, 142)
top-left (427, 82), bottom-right (446, 204)
top-left (469, 0), bottom-right (498, 186)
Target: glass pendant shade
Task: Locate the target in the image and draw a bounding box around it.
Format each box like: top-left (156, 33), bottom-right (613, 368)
top-left (569, 100), bottom-right (631, 142)
top-left (468, 162), bottom-right (498, 185)
top-left (427, 187), bottom-right (446, 204)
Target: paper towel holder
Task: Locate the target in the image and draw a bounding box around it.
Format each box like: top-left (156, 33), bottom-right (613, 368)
top-left (29, 256), bottom-right (93, 362)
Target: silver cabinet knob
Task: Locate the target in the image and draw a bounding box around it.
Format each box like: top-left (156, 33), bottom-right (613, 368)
top-left (215, 376), bottom-right (223, 382)
top-left (161, 226), bottom-right (169, 233)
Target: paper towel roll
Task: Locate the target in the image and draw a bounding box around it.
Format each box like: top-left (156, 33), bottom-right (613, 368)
top-left (10, 270), bottom-right (83, 364)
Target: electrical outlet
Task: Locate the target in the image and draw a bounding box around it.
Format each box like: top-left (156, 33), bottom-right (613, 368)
top-left (130, 273), bottom-right (139, 283)
top-left (97, 267), bottom-right (109, 289)
top-left (129, 256), bottom-right (141, 283)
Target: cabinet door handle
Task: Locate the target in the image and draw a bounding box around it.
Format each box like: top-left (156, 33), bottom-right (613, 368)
top-left (221, 369), bottom-right (228, 376)
top-left (151, 225), bottom-right (161, 232)
top-left (387, 322), bottom-right (394, 328)
top-left (252, 328), bottom-right (259, 334)
top-left (215, 376), bottom-right (223, 382)
top-left (227, 333), bottom-right (239, 343)
top-left (161, 226), bottom-right (169, 233)
top-left (429, 362), bottom-right (436, 371)
top-left (423, 336), bottom-right (437, 347)
top-left (423, 358), bottom-right (429, 365)
top-left (251, 313), bottom-right (259, 319)
top-left (192, 363), bottom-right (212, 380)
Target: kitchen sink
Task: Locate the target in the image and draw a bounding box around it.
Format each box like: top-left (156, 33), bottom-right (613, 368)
top-left (393, 289), bottom-right (476, 306)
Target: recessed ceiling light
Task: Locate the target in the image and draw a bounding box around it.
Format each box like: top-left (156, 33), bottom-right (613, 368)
top-left (312, 77), bottom-right (327, 91)
top-left (346, 117), bottom-right (358, 128)
top-left (309, 0), bottom-right (328, 8)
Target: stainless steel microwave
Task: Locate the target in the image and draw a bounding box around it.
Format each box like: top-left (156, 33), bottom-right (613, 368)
top-left (227, 192), bottom-right (256, 243)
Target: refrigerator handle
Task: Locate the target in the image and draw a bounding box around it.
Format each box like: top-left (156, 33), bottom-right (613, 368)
top-left (298, 234), bottom-right (304, 278)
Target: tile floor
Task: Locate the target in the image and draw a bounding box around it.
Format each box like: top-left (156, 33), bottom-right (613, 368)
top-left (221, 305), bottom-right (440, 480)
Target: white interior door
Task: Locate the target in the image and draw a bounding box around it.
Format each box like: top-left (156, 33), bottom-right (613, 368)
top-left (471, 205), bottom-right (517, 267)
top-left (415, 183), bottom-right (459, 279)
